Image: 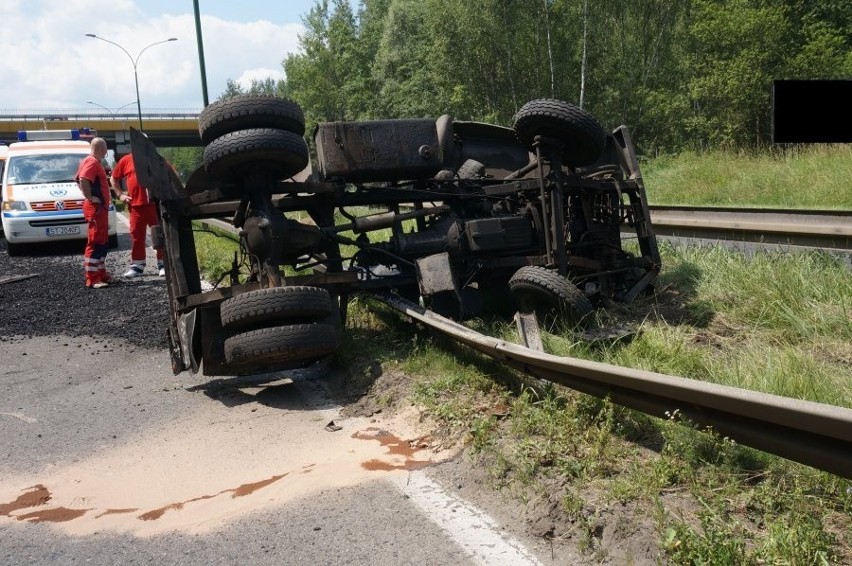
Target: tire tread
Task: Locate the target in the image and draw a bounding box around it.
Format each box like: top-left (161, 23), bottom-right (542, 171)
top-left (221, 286), bottom-right (334, 331)
top-left (224, 323), bottom-right (341, 368)
top-left (203, 127), bottom-right (309, 179)
top-left (199, 95), bottom-right (305, 143)
top-left (513, 99), bottom-right (606, 167)
top-left (509, 265), bottom-right (593, 325)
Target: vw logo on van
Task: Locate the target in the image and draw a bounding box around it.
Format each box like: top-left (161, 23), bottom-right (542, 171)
top-left (50, 188), bottom-right (68, 197)
top-left (55, 201), bottom-right (65, 210)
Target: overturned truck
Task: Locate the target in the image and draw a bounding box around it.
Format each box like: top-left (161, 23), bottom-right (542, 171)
top-left (132, 95), bottom-right (660, 377)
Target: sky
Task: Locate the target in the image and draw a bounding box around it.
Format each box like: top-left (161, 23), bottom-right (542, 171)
top-left (0, 0), bottom-right (336, 114)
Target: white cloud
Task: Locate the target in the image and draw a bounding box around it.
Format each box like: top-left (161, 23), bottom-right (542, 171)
top-left (235, 68), bottom-right (286, 90)
top-left (0, 1), bottom-right (304, 112)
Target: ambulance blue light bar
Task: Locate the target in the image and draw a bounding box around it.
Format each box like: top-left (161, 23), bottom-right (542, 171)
top-left (17, 129), bottom-right (82, 142)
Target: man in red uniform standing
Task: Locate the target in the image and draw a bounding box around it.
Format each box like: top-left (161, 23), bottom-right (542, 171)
top-left (76, 137), bottom-right (113, 289)
top-left (110, 152), bottom-right (164, 277)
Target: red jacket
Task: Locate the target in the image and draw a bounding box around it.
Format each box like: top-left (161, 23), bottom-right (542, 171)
top-left (111, 154), bottom-right (151, 207)
top-left (76, 155), bottom-right (109, 202)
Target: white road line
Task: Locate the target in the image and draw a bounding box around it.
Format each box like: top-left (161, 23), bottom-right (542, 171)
top-left (258, 372), bottom-right (542, 564)
top-left (391, 471), bottom-right (543, 565)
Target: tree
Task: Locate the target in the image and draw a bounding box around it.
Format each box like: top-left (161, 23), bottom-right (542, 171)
top-left (780, 0), bottom-right (852, 79)
top-left (282, 0), bottom-right (371, 124)
top-left (683, 0), bottom-right (787, 147)
top-left (424, 0), bottom-right (578, 124)
top-left (159, 147), bottom-right (202, 180)
top-left (371, 0), bottom-right (441, 117)
top-left (220, 0), bottom-right (849, 153)
top-left (219, 79), bottom-right (245, 100)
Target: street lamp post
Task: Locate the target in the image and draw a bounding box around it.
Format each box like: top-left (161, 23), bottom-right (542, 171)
top-left (86, 100), bottom-right (137, 118)
top-left (84, 34), bottom-right (178, 132)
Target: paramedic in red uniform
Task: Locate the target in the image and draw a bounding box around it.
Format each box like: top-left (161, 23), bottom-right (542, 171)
top-left (76, 137), bottom-right (113, 289)
top-left (110, 153), bottom-right (165, 277)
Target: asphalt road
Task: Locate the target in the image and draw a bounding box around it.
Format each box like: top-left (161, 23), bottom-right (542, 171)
top-left (0, 222), bottom-right (574, 565)
top-left (0, 334), bottom-right (481, 565)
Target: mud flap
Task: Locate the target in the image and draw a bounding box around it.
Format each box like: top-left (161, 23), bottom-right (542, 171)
top-left (175, 309), bottom-right (200, 374)
top-left (167, 326), bottom-right (185, 375)
top-left (130, 128), bottom-right (184, 201)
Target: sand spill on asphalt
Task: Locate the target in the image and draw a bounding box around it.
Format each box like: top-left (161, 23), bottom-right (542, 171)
top-left (0, 381), bottom-right (456, 537)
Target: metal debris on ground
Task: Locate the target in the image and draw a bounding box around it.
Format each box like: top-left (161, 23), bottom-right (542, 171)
top-left (0, 273), bottom-right (40, 285)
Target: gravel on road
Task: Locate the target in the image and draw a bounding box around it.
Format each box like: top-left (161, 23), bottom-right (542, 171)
top-left (0, 238), bottom-right (169, 349)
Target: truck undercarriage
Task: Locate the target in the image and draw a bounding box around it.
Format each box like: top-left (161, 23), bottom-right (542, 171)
top-left (131, 96), bottom-right (660, 377)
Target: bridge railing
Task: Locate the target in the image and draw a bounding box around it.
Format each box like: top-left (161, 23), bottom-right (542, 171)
top-left (0, 109), bottom-right (204, 147)
top-left (0, 109), bottom-right (201, 121)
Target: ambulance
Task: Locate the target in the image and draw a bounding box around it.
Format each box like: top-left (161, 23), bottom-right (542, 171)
top-left (1, 129), bottom-right (118, 256)
top-left (0, 144), bottom-right (7, 186)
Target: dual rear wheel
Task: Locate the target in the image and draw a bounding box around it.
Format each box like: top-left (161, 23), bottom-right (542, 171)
top-left (199, 95), bottom-right (310, 182)
top-left (219, 286), bottom-right (342, 375)
top-left (199, 98), bottom-right (338, 374)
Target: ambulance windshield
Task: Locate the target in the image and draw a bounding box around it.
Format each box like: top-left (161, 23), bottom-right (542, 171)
top-left (7, 154), bottom-right (83, 184)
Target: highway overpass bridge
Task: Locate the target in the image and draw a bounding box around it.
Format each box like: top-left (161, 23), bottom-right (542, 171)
top-left (0, 110), bottom-right (202, 152)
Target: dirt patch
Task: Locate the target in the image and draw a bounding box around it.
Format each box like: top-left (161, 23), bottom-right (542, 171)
top-left (338, 355), bottom-right (417, 418)
top-left (332, 352), bottom-right (667, 564)
top-left (426, 449), bottom-right (668, 565)
top-left (813, 341), bottom-right (852, 367)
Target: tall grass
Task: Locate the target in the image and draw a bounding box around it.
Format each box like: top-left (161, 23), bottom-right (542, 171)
top-left (642, 144), bottom-right (852, 208)
top-left (545, 243), bottom-right (852, 408)
top-left (192, 227), bottom-right (239, 284)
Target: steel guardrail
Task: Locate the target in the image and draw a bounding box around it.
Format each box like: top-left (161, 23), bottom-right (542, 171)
top-left (374, 293), bottom-right (852, 478)
top-left (646, 205), bottom-right (852, 251)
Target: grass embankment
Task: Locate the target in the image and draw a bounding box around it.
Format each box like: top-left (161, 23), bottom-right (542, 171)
top-left (642, 144), bottom-right (852, 208)
top-left (347, 240), bottom-right (851, 564)
top-left (193, 146), bottom-right (852, 563)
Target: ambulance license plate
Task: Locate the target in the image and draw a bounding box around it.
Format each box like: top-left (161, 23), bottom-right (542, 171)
top-left (46, 226), bottom-right (81, 236)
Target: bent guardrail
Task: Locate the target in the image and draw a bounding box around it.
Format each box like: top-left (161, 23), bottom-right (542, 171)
top-left (375, 293), bottom-right (852, 479)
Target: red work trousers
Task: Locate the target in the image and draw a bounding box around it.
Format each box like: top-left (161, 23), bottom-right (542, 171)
top-left (83, 200), bottom-right (110, 285)
top-left (128, 202), bottom-right (163, 263)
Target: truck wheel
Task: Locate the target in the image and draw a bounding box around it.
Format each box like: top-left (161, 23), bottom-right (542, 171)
top-left (203, 127), bottom-right (309, 180)
top-left (509, 265), bottom-right (593, 328)
top-left (199, 95), bottom-right (305, 144)
top-left (221, 286), bottom-right (334, 331)
top-left (223, 322), bottom-right (342, 370)
top-left (512, 99), bottom-right (606, 167)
